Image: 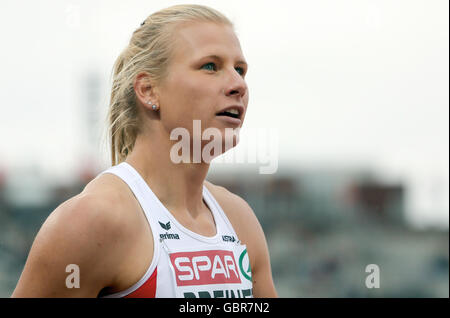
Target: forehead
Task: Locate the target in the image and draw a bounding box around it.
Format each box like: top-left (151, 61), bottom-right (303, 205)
top-left (171, 21), bottom-right (244, 62)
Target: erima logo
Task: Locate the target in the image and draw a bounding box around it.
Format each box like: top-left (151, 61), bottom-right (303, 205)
top-left (159, 221), bottom-right (180, 240)
top-left (159, 221), bottom-right (171, 230)
top-left (222, 235), bottom-right (236, 243)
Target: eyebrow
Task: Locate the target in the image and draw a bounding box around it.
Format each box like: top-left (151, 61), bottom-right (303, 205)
top-left (202, 54), bottom-right (248, 67)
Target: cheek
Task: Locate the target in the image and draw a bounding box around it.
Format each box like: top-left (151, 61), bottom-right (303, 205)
top-left (161, 77), bottom-right (215, 131)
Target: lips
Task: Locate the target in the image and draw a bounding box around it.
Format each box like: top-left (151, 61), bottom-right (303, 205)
top-left (216, 105), bottom-right (244, 120)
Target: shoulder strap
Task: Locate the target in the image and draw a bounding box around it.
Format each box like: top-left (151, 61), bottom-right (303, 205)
top-left (202, 185), bottom-right (240, 241)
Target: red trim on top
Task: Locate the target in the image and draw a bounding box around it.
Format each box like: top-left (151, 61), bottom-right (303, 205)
top-left (124, 267), bottom-right (157, 298)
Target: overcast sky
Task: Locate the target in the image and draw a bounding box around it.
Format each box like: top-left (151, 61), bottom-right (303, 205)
top-left (0, 0), bottom-right (448, 228)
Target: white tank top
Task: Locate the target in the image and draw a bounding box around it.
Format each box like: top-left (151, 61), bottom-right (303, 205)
top-left (96, 162), bottom-right (253, 298)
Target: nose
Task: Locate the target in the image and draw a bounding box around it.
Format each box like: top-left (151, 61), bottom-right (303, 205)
top-left (223, 68), bottom-right (247, 99)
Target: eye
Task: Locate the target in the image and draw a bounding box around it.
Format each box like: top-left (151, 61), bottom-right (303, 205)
top-left (235, 66), bottom-right (246, 76)
top-left (201, 62), bottom-right (217, 72)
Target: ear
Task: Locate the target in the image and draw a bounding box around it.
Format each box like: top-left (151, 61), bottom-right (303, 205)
top-left (134, 72), bottom-right (159, 110)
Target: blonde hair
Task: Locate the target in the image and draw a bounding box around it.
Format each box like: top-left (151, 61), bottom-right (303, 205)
top-left (107, 4), bottom-right (233, 166)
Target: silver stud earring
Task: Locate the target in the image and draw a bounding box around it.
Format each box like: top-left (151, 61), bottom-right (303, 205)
top-left (147, 101), bottom-right (158, 111)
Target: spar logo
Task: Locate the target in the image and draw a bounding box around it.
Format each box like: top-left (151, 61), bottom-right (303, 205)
top-left (239, 249), bottom-right (252, 282)
top-left (169, 250), bottom-right (241, 286)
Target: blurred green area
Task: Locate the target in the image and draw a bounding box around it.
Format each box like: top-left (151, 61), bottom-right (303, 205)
top-left (0, 165), bottom-right (448, 297)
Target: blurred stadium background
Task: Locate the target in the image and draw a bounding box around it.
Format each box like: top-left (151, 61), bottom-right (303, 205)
top-left (0, 0), bottom-right (448, 297)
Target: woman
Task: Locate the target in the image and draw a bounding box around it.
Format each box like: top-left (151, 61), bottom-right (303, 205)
top-left (12, 4), bottom-right (277, 298)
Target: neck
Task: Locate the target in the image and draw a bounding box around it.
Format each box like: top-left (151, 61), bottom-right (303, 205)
top-left (125, 129), bottom-right (210, 219)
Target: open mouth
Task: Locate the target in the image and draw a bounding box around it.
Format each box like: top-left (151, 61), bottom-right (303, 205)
top-left (216, 109), bottom-right (240, 119)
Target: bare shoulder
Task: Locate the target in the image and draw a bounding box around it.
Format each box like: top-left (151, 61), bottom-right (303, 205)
top-left (55, 172), bottom-right (142, 243)
top-left (12, 173), bottom-right (142, 297)
top-left (57, 172), bottom-right (146, 256)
